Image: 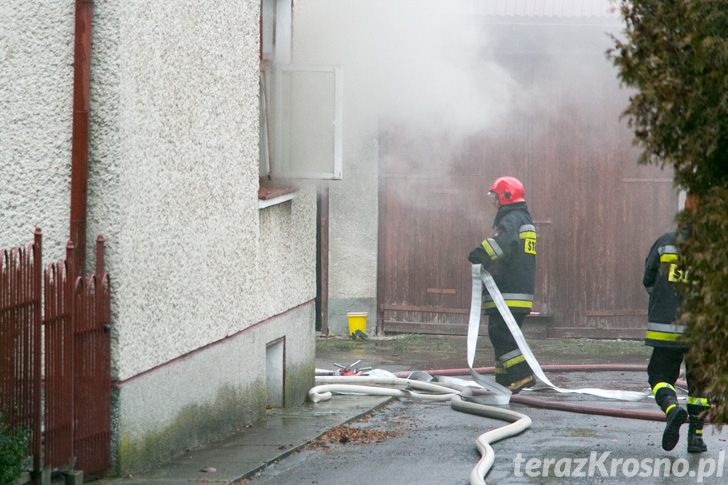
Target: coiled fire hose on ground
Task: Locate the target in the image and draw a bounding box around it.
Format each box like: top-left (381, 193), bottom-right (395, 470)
top-left (308, 266), bottom-right (656, 484)
top-left (309, 374), bottom-right (531, 485)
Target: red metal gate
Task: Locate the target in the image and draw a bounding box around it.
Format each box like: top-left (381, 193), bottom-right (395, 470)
top-left (44, 243), bottom-right (75, 470)
top-left (1, 229), bottom-right (111, 476)
top-left (44, 236), bottom-right (111, 475)
top-left (72, 238), bottom-right (111, 475)
top-left (0, 229), bottom-right (42, 473)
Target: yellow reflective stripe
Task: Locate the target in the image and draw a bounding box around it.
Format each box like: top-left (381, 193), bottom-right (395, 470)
top-left (519, 231), bottom-right (537, 239)
top-left (645, 331), bottom-right (683, 342)
top-left (660, 254), bottom-right (678, 263)
top-left (506, 300), bottom-right (534, 308)
top-left (665, 404), bottom-right (676, 415)
top-left (696, 429), bottom-right (703, 435)
top-left (503, 354), bottom-right (526, 369)
top-left (481, 240), bottom-right (498, 260)
top-left (483, 300), bottom-right (534, 309)
top-left (653, 382), bottom-right (676, 395)
top-left (687, 397), bottom-right (710, 407)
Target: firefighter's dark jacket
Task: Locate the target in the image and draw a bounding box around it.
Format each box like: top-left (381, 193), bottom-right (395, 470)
top-left (643, 230), bottom-right (688, 349)
top-left (468, 202), bottom-right (536, 314)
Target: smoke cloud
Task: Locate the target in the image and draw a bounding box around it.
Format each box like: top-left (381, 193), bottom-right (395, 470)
top-left (294, 0), bottom-right (517, 138)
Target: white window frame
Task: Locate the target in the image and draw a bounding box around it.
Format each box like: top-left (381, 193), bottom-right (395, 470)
top-left (271, 65), bottom-right (344, 180)
top-left (274, 0), bottom-right (292, 64)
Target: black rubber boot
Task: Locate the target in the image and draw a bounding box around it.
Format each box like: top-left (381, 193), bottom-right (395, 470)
top-left (508, 374), bottom-right (535, 394)
top-left (662, 406), bottom-right (688, 451)
top-left (495, 361), bottom-right (509, 387)
top-left (687, 400), bottom-right (709, 453)
top-left (687, 426), bottom-right (708, 453)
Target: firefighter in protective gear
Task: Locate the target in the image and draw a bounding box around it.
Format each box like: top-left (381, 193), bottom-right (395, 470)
top-left (643, 194), bottom-right (709, 453)
top-left (468, 176), bottom-right (536, 393)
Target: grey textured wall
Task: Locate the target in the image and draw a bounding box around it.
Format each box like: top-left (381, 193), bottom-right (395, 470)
top-left (114, 303), bottom-right (315, 474)
top-left (2, 0), bottom-right (316, 473)
top-left (88, 0), bottom-right (266, 380)
top-left (0, 1), bottom-right (75, 257)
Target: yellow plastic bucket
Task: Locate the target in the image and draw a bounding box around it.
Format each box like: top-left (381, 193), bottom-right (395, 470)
top-left (347, 312), bottom-right (368, 338)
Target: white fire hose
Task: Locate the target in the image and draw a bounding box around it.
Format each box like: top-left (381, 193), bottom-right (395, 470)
top-left (451, 395), bottom-right (532, 485)
top-left (471, 265), bottom-right (647, 402)
top-left (309, 373), bottom-right (531, 485)
top-left (309, 265), bottom-right (649, 484)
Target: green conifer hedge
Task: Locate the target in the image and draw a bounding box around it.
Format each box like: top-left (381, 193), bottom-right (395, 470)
top-left (611, 0), bottom-right (728, 424)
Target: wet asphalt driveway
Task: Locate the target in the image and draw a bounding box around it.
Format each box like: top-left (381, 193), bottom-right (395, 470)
top-left (250, 336), bottom-right (728, 484)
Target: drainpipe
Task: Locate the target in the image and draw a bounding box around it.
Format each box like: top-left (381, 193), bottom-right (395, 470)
top-left (69, 0), bottom-right (93, 274)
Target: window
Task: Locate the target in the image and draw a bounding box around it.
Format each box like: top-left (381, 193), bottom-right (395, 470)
top-left (259, 0), bottom-right (342, 200)
top-left (259, 0), bottom-right (291, 183)
top-left (270, 65), bottom-right (343, 179)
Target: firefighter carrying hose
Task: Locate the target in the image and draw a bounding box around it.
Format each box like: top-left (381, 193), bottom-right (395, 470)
top-left (644, 193), bottom-right (710, 453)
top-left (468, 176), bottom-right (536, 393)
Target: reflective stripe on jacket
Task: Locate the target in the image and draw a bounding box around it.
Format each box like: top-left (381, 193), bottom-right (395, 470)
top-left (644, 322), bottom-right (687, 348)
top-left (643, 231), bottom-right (688, 349)
top-left (478, 203), bottom-right (536, 315)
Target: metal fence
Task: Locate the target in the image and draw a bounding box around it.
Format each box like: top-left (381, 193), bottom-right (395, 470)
top-left (43, 242), bottom-right (75, 470)
top-left (0, 229), bottom-right (111, 476)
top-left (0, 229), bottom-right (42, 473)
top-left (71, 239), bottom-right (111, 475)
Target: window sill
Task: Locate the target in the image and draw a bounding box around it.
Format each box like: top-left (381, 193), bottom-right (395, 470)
top-left (258, 178), bottom-right (298, 209)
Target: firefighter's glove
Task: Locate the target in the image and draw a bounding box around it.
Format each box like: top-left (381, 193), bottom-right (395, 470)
top-left (468, 247), bottom-right (489, 266)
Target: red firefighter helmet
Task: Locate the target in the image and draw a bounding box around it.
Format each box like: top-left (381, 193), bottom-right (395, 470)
top-left (489, 176), bottom-right (525, 204)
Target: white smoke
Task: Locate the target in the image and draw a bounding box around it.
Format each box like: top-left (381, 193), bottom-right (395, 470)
top-left (293, 0), bottom-right (517, 139)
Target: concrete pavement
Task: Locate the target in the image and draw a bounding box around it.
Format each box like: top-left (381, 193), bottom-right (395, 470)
top-left (96, 395), bottom-right (391, 484)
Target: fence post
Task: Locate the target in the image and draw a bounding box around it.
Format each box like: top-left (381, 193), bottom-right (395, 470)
top-left (95, 235), bottom-right (104, 278)
top-left (66, 239), bottom-right (76, 468)
top-left (32, 228), bottom-right (42, 474)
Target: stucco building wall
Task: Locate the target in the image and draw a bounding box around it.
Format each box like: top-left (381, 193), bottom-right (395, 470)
top-left (0, 1), bottom-right (75, 257)
top-left (2, 0), bottom-right (316, 474)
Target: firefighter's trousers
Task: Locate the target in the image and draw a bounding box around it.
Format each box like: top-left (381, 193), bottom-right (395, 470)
top-left (487, 312), bottom-right (534, 386)
top-left (648, 346), bottom-right (710, 428)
